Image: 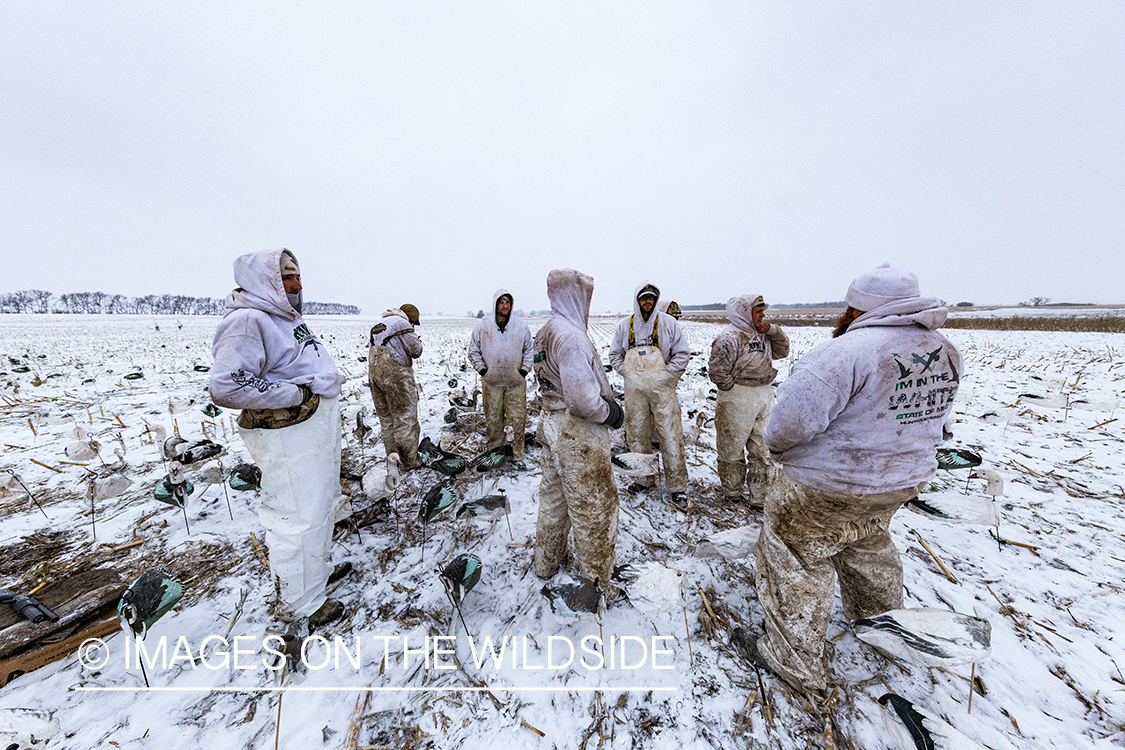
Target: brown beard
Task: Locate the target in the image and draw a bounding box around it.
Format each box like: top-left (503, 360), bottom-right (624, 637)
top-left (832, 307), bottom-right (863, 338)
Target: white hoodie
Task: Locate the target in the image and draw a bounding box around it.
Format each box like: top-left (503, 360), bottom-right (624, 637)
top-left (764, 296), bottom-right (961, 494)
top-left (468, 288), bottom-right (534, 387)
top-left (370, 308), bottom-right (423, 367)
top-left (608, 281), bottom-right (691, 374)
top-left (709, 295), bottom-right (790, 390)
top-left (533, 269), bottom-right (614, 422)
top-left (210, 249), bottom-right (344, 410)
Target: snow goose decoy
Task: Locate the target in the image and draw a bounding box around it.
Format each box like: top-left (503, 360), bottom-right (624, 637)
top-left (456, 491), bottom-right (510, 519)
top-left (362, 453), bottom-right (401, 501)
top-left (906, 468), bottom-right (1003, 527)
top-left (64, 438), bottom-right (100, 461)
top-left (854, 608), bottom-right (991, 668)
top-left (468, 443), bottom-right (513, 473)
top-left (610, 452), bottom-right (660, 478)
top-left (613, 562), bottom-right (685, 616)
top-left (879, 693), bottom-right (985, 750)
top-left (0, 708), bottom-right (61, 749)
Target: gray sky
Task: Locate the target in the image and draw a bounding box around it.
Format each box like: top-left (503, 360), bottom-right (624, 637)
top-left (2, 2), bottom-right (1122, 314)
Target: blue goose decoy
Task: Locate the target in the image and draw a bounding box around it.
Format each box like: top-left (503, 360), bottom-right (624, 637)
top-left (439, 553), bottom-right (482, 607)
top-left (468, 443), bottom-right (513, 473)
top-left (935, 447), bottom-right (982, 471)
top-left (431, 451), bottom-right (469, 478)
top-left (419, 479), bottom-right (457, 524)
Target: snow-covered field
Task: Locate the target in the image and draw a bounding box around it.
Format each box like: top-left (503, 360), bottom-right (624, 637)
top-left (1, 314), bottom-right (1124, 749)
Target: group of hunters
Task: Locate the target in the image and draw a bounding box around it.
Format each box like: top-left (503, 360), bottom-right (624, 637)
top-left (210, 250), bottom-right (961, 699)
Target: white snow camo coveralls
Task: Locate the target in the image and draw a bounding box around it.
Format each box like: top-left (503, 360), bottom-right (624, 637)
top-left (608, 281), bottom-right (691, 493)
top-left (708, 295), bottom-right (790, 501)
top-left (532, 269), bottom-right (621, 592)
top-left (210, 249), bottom-right (345, 619)
top-left (468, 289), bottom-right (534, 461)
top-left (756, 297), bottom-right (962, 693)
top-left (369, 309), bottom-right (424, 470)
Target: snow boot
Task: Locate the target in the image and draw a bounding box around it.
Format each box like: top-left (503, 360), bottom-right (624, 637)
top-left (309, 599), bottom-right (344, 628)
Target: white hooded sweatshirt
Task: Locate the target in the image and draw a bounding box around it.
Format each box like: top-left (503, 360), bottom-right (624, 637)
top-left (533, 269), bottom-right (614, 422)
top-left (370, 308), bottom-right (423, 367)
top-left (764, 296), bottom-right (961, 495)
top-left (709, 295), bottom-right (790, 390)
top-left (608, 281), bottom-right (690, 374)
top-left (210, 249), bottom-right (344, 410)
top-left (468, 288), bottom-right (534, 387)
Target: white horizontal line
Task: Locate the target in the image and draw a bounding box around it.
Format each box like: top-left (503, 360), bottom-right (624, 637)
top-left (77, 685), bottom-right (678, 693)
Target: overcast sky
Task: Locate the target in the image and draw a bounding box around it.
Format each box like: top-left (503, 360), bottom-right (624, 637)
top-left (2, 2), bottom-right (1122, 315)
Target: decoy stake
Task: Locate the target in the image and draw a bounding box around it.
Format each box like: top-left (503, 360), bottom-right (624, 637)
top-left (218, 460), bottom-right (234, 521)
top-left (968, 662), bottom-right (976, 714)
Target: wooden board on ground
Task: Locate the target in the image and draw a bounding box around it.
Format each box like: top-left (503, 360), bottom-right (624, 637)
top-left (0, 569), bottom-right (123, 660)
top-left (0, 608), bottom-right (119, 687)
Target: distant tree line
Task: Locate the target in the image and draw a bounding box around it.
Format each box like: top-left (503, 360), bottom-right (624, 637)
top-left (0, 289), bottom-right (359, 315)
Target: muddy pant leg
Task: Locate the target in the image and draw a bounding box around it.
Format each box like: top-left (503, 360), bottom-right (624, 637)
top-left (560, 413), bottom-right (619, 589)
top-left (652, 378), bottom-right (688, 493)
top-left (715, 387), bottom-right (752, 497)
top-left (482, 382), bottom-right (505, 450)
top-left (624, 382), bottom-right (656, 487)
top-left (833, 528), bottom-right (904, 622)
top-left (395, 376), bottom-right (422, 469)
top-left (755, 519), bottom-right (835, 693)
top-left (534, 412), bottom-right (570, 578)
top-left (368, 357), bottom-right (395, 459)
top-left (745, 388), bottom-right (774, 501)
top-left (504, 380), bottom-right (527, 461)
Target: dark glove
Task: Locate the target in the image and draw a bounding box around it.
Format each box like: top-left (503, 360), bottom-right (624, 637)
top-left (297, 384), bottom-right (314, 404)
top-left (478, 367), bottom-right (488, 378)
top-left (519, 368), bottom-right (528, 378)
top-left (601, 398), bottom-right (624, 430)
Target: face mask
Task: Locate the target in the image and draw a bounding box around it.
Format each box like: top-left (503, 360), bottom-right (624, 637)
top-left (287, 292), bottom-right (302, 314)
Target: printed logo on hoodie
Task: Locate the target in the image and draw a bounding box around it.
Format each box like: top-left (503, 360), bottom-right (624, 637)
top-left (293, 323), bottom-right (322, 354)
top-left (888, 346), bottom-right (959, 426)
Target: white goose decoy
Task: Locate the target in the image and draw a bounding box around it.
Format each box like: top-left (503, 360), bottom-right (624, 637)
top-left (879, 693), bottom-right (985, 750)
top-left (450, 386), bottom-right (481, 411)
top-left (906, 468), bottom-right (1003, 526)
top-left (362, 453), bottom-right (402, 501)
top-left (611, 452), bottom-right (661, 478)
top-left (614, 562), bottom-right (685, 615)
top-left (145, 423), bottom-right (168, 444)
top-left (0, 707), bottom-right (61, 750)
top-left (63, 438), bottom-right (100, 461)
top-left (855, 608), bottom-right (992, 668)
top-left (971, 467), bottom-right (1004, 499)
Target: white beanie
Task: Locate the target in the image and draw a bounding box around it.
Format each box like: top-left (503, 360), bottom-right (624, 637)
top-left (280, 250), bottom-right (300, 277)
top-left (845, 263), bottom-right (919, 311)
